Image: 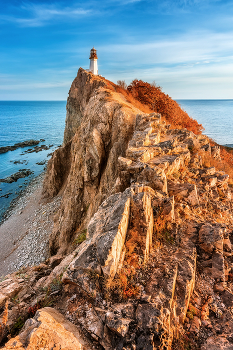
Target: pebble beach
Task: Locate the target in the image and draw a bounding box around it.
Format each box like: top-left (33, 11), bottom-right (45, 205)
top-left (0, 173), bottom-right (61, 277)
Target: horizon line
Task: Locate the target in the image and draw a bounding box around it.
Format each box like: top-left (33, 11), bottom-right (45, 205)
top-left (0, 99), bottom-right (233, 102)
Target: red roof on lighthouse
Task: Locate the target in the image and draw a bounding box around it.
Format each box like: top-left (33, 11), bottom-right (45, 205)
top-left (89, 47), bottom-right (98, 59)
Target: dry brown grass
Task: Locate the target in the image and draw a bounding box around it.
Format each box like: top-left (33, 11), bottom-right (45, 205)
top-left (105, 80), bottom-right (152, 114)
top-left (127, 79), bottom-right (203, 135)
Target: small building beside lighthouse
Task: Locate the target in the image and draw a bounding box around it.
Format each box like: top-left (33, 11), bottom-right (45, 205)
top-left (89, 47), bottom-right (98, 75)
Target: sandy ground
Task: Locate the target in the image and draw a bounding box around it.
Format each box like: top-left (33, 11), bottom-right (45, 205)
top-left (0, 175), bottom-right (61, 277)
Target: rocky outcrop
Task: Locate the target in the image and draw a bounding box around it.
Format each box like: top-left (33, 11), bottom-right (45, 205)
top-left (43, 68), bottom-right (143, 255)
top-left (0, 170), bottom-right (33, 183)
top-left (2, 69), bottom-right (233, 349)
top-left (0, 140), bottom-right (40, 154)
top-left (3, 308), bottom-right (91, 350)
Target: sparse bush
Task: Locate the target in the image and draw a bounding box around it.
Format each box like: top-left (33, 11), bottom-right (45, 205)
top-left (127, 79), bottom-right (203, 135)
top-left (10, 316), bottom-right (24, 337)
top-left (28, 302), bottom-right (41, 318)
top-left (73, 229), bottom-right (87, 246)
top-left (106, 79), bottom-right (152, 113)
top-left (49, 275), bottom-right (63, 293)
top-left (117, 80), bottom-right (127, 90)
top-left (104, 266), bottom-right (140, 301)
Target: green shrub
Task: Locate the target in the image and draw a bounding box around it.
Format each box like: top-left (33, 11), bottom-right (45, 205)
top-left (73, 229), bottom-right (87, 246)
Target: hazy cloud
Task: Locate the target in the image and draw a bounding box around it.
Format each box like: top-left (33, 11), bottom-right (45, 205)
top-left (98, 30), bottom-right (233, 66)
top-left (0, 2), bottom-right (92, 27)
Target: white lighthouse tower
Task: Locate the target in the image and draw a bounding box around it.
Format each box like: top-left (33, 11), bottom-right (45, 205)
top-left (89, 47), bottom-right (98, 75)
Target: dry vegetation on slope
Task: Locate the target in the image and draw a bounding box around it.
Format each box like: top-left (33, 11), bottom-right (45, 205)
top-left (116, 79), bottom-right (233, 185)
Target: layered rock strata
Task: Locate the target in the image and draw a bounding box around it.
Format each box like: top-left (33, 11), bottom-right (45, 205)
top-left (43, 68), bottom-right (141, 255)
top-left (1, 69), bottom-right (233, 349)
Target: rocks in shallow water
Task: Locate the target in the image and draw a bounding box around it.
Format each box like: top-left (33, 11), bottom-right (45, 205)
top-left (22, 144), bottom-right (53, 154)
top-left (0, 192), bottom-right (12, 198)
top-left (10, 160), bottom-right (28, 165)
top-left (0, 169), bottom-right (34, 183)
top-left (0, 140), bottom-right (40, 154)
top-left (36, 160), bottom-right (47, 165)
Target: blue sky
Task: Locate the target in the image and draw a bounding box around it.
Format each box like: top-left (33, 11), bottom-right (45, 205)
top-left (0, 0), bottom-right (233, 100)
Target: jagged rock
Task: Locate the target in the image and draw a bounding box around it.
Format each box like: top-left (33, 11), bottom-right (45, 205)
top-left (174, 249), bottom-right (197, 323)
top-left (75, 303), bottom-right (104, 340)
top-left (62, 190), bottom-right (131, 297)
top-left (211, 145), bottom-right (221, 159)
top-left (65, 189), bottom-right (130, 284)
top-left (43, 140), bottom-right (72, 198)
top-left (63, 185), bottom-right (155, 295)
top-left (220, 290), bottom-right (233, 308)
top-left (23, 144), bottom-right (52, 154)
top-left (105, 311), bottom-right (132, 337)
top-left (43, 68), bottom-right (140, 255)
top-left (111, 303), bottom-right (135, 319)
top-left (136, 304), bottom-right (160, 331)
top-left (0, 280), bottom-right (22, 308)
top-left (3, 307), bottom-right (92, 349)
top-left (167, 181), bottom-right (199, 206)
top-left (0, 140), bottom-right (40, 154)
top-left (212, 252), bottom-right (225, 280)
top-left (199, 224), bottom-right (224, 255)
top-left (0, 170), bottom-right (33, 183)
top-left (190, 316), bottom-right (201, 333)
top-left (201, 336), bottom-right (233, 350)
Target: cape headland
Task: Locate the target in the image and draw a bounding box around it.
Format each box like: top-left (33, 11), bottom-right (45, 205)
top-left (1, 68), bottom-right (233, 350)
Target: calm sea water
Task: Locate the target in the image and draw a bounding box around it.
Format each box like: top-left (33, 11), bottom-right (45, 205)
top-left (0, 100), bottom-right (233, 222)
top-left (177, 100), bottom-right (233, 146)
top-left (0, 101), bottom-right (66, 222)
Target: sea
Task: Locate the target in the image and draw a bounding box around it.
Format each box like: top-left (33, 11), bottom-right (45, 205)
top-left (177, 99), bottom-right (233, 146)
top-left (0, 101), bottom-right (66, 222)
top-left (0, 99), bottom-right (233, 223)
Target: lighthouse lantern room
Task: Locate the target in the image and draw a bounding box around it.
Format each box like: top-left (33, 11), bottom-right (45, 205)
top-left (89, 47), bottom-right (98, 75)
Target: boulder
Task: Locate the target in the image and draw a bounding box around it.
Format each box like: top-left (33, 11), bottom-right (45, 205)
top-left (199, 224), bottom-right (224, 255)
top-left (3, 307), bottom-right (93, 350)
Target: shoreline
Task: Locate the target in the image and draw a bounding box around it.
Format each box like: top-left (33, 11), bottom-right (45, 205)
top-left (0, 172), bottom-right (46, 225)
top-left (0, 173), bottom-right (61, 278)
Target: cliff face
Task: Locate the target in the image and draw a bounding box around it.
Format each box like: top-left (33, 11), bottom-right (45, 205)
top-left (43, 68), bottom-right (141, 255)
top-left (2, 69), bottom-right (233, 350)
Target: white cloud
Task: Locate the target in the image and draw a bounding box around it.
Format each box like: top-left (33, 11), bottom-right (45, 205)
top-left (98, 30), bottom-right (233, 66)
top-left (94, 29), bottom-right (233, 99)
top-left (106, 60), bottom-right (233, 99)
top-left (0, 3), bottom-right (92, 27)
top-left (0, 80), bottom-right (71, 90)
top-left (106, 0), bottom-right (143, 4)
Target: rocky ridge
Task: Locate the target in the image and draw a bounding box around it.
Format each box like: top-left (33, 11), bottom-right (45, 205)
top-left (1, 69), bottom-right (233, 349)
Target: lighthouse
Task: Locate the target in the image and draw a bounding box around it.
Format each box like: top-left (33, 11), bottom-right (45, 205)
top-left (89, 47), bottom-right (98, 75)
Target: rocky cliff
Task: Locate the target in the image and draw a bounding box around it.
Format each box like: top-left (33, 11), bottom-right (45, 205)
top-left (43, 68), bottom-right (141, 255)
top-left (1, 69), bottom-right (233, 350)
